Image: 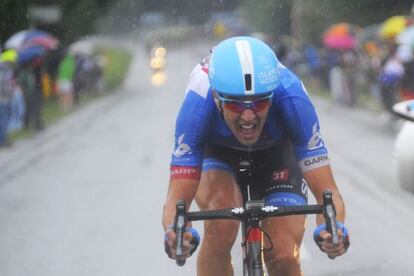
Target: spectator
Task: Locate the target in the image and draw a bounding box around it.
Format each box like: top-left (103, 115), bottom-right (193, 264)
top-left (304, 44), bottom-right (322, 88)
top-left (378, 44), bottom-right (404, 113)
top-left (19, 58), bottom-right (45, 131)
top-left (397, 44), bottom-right (414, 101)
top-left (0, 59), bottom-right (15, 146)
top-left (56, 52), bottom-right (75, 113)
top-left (7, 82), bottom-right (25, 133)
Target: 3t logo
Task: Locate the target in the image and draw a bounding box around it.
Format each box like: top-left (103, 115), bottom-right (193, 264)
top-left (272, 170), bottom-right (289, 181)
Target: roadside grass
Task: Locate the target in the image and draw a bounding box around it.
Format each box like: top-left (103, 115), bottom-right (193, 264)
top-left (8, 47), bottom-right (133, 143)
top-left (98, 47), bottom-right (133, 90)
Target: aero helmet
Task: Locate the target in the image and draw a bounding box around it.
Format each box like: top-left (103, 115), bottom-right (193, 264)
top-left (208, 36), bottom-right (280, 97)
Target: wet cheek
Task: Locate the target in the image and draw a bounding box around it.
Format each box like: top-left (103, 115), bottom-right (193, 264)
top-left (257, 111), bottom-right (269, 123)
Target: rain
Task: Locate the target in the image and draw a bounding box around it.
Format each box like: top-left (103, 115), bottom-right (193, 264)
top-left (1, 1), bottom-right (414, 275)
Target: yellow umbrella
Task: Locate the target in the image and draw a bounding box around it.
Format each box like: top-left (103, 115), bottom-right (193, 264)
top-left (0, 49), bottom-right (18, 63)
top-left (380, 15), bottom-right (408, 39)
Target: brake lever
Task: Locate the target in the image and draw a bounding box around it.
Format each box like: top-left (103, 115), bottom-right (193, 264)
top-left (322, 191), bottom-right (338, 260)
top-left (175, 200), bottom-right (187, 266)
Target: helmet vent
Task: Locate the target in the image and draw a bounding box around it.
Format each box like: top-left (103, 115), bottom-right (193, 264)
top-left (244, 74), bottom-right (252, 91)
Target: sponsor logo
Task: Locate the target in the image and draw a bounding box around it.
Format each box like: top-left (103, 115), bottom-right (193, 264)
top-left (173, 134), bottom-right (192, 158)
top-left (231, 207), bottom-right (245, 214)
top-left (301, 180), bottom-right (308, 196)
top-left (263, 206), bottom-right (278, 212)
top-left (272, 169), bottom-right (289, 181)
top-left (258, 67), bottom-right (278, 86)
top-left (307, 123), bottom-right (324, 150)
top-left (171, 167), bottom-right (197, 176)
top-left (304, 155), bottom-right (329, 167)
top-left (170, 166), bottom-right (201, 180)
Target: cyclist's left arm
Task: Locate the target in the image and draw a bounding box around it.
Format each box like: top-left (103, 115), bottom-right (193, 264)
top-left (276, 71), bottom-right (349, 257)
top-left (304, 166), bottom-right (349, 257)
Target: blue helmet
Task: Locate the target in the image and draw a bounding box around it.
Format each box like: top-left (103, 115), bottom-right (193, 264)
top-left (208, 36), bottom-right (280, 97)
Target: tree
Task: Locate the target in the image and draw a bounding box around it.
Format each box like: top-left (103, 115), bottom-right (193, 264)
top-left (0, 0), bottom-right (113, 47)
top-left (239, 0), bottom-right (414, 45)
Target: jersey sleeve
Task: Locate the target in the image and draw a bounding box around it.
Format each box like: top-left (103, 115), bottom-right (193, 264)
top-left (170, 64), bottom-right (214, 178)
top-left (276, 70), bottom-right (330, 173)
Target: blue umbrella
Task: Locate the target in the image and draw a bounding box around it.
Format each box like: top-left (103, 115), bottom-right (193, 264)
top-left (4, 29), bottom-right (58, 50)
top-left (17, 45), bottom-right (46, 65)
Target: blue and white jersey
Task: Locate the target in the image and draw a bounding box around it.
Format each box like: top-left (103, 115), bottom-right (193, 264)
top-left (171, 60), bottom-right (330, 173)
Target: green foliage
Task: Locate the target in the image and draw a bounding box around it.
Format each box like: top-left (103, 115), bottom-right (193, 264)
top-left (0, 0), bottom-right (30, 44)
top-left (97, 47), bottom-right (133, 90)
top-left (3, 0), bottom-right (414, 48)
top-left (239, 0), bottom-right (414, 45)
top-left (241, 0), bottom-right (291, 35)
top-left (0, 0), bottom-right (113, 46)
top-left (1, 0), bottom-right (241, 46)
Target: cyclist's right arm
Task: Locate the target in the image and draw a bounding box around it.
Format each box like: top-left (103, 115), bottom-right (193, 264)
top-left (163, 178), bottom-right (200, 261)
top-left (162, 178), bottom-right (199, 230)
top-left (163, 62), bottom-right (213, 260)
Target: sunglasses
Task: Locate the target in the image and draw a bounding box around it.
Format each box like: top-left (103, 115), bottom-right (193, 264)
top-left (216, 92), bottom-right (273, 113)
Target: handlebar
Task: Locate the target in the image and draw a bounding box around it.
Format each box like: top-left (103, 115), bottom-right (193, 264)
top-left (173, 190), bottom-right (338, 265)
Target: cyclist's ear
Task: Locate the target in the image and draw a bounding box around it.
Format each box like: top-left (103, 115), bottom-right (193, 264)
top-left (212, 91), bottom-right (222, 112)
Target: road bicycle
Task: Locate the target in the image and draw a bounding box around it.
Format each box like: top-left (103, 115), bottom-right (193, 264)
top-left (174, 160), bottom-right (339, 275)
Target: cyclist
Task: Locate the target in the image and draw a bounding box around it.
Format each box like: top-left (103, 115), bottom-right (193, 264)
top-left (163, 36), bottom-right (350, 276)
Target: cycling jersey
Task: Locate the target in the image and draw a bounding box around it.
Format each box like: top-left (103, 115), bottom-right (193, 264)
top-left (170, 58), bottom-right (329, 179)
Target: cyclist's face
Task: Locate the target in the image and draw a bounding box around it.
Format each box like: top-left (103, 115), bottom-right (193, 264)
top-left (222, 104), bottom-right (269, 145)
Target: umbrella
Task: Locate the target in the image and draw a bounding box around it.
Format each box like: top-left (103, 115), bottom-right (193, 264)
top-left (4, 29), bottom-right (58, 50)
top-left (379, 16), bottom-right (408, 40)
top-left (323, 23), bottom-right (359, 50)
top-left (68, 39), bottom-right (94, 55)
top-left (17, 45), bottom-right (46, 65)
top-left (396, 25), bottom-right (414, 46)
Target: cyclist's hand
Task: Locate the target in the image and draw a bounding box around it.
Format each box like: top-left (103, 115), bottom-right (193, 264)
top-left (313, 222), bottom-right (350, 258)
top-left (164, 226), bottom-right (200, 261)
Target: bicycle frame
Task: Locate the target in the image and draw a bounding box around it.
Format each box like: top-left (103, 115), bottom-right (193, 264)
top-left (174, 191), bottom-right (338, 275)
top-left (242, 200), bottom-right (266, 275)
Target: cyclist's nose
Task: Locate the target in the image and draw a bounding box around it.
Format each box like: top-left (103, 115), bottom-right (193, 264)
top-left (240, 108), bottom-right (256, 121)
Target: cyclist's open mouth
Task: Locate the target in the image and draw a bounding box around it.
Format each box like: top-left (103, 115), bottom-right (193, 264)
top-left (239, 123), bottom-right (257, 138)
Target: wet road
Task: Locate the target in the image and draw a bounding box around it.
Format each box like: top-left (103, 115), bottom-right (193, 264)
top-left (0, 38), bottom-right (414, 276)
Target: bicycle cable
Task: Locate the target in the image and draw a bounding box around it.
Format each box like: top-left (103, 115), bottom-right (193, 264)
top-left (259, 225), bottom-right (274, 251)
top-left (243, 225), bottom-right (274, 252)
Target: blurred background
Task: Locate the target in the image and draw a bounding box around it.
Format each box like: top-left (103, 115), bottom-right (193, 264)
top-left (1, 0), bottom-right (414, 275)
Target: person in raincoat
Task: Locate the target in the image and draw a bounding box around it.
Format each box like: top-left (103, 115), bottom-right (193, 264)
top-left (0, 50), bottom-right (17, 146)
top-left (56, 52), bottom-right (75, 113)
